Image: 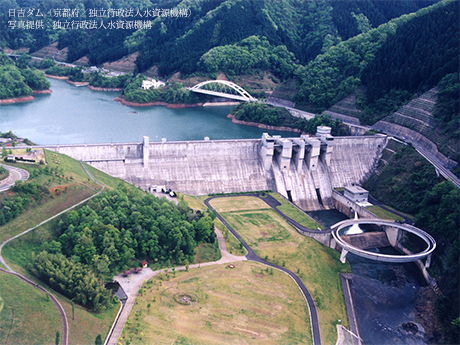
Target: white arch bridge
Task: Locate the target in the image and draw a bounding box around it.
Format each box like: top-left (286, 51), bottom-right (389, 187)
top-left (188, 80), bottom-right (258, 102)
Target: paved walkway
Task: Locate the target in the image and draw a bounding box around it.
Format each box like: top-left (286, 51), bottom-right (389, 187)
top-left (0, 163), bottom-right (29, 192)
top-left (340, 274), bottom-right (362, 345)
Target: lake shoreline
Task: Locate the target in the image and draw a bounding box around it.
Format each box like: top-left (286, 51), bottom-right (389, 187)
top-left (114, 96), bottom-right (204, 108)
top-left (0, 88), bottom-right (52, 105)
top-left (226, 114), bottom-right (302, 133)
top-left (32, 89), bottom-right (53, 94)
top-left (45, 75), bottom-right (121, 90)
top-left (0, 96), bottom-right (35, 104)
top-left (87, 85), bottom-right (123, 92)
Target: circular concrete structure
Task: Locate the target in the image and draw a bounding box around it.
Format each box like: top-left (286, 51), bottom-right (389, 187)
top-left (331, 219), bottom-right (436, 263)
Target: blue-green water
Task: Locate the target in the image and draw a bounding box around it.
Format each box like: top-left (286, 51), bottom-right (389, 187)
top-left (0, 78), bottom-right (294, 145)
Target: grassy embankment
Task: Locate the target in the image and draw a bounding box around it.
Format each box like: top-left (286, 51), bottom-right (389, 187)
top-left (269, 192), bottom-right (325, 229)
top-left (0, 165), bottom-right (9, 180)
top-left (0, 149), bottom-right (122, 344)
top-left (367, 205), bottom-right (406, 222)
top-left (210, 196), bottom-right (351, 345)
top-left (0, 149), bottom-right (101, 245)
top-left (0, 271), bottom-right (62, 344)
top-left (121, 261), bottom-right (311, 345)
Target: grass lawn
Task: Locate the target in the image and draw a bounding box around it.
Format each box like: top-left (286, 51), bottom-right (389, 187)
top-left (214, 220), bottom-right (246, 256)
top-left (210, 196), bottom-right (351, 345)
top-left (268, 193), bottom-right (324, 229)
top-left (83, 163), bottom-right (127, 190)
top-left (210, 195), bottom-right (271, 213)
top-left (0, 184), bottom-right (94, 244)
top-left (121, 262), bottom-right (312, 345)
top-left (0, 271), bottom-right (62, 345)
top-left (44, 150), bottom-right (101, 191)
top-left (194, 242), bottom-right (221, 263)
top-left (58, 294), bottom-right (120, 345)
top-left (367, 205), bottom-right (407, 222)
top-left (0, 148), bottom-right (110, 244)
top-left (177, 193), bottom-right (207, 211)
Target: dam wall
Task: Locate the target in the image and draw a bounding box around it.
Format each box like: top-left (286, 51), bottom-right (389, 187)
top-left (47, 132), bottom-right (388, 211)
top-left (50, 139), bottom-right (275, 195)
top-left (328, 135), bottom-right (388, 188)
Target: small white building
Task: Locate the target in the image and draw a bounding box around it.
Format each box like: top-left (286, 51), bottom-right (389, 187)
top-left (142, 79), bottom-right (165, 90)
top-left (344, 185), bottom-right (369, 203)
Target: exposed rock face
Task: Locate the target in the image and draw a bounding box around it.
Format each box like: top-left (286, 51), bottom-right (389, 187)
top-left (31, 42), bottom-right (68, 62)
top-left (0, 96), bottom-right (34, 104)
top-left (102, 52), bottom-right (139, 73)
top-left (415, 286), bottom-right (444, 344)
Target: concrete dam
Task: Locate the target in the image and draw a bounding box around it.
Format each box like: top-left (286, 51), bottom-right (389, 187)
top-left (48, 129), bottom-right (388, 211)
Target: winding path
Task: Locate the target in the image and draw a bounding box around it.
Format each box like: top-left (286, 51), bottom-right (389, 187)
top-left (103, 194), bottom-right (329, 345)
top-left (106, 226), bottom-right (247, 345)
top-left (204, 194), bottom-right (322, 345)
top-left (0, 161), bottom-right (105, 345)
top-left (0, 164), bottom-right (29, 192)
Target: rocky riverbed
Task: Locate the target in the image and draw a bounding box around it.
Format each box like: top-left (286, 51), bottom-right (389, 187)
top-left (348, 252), bottom-right (441, 344)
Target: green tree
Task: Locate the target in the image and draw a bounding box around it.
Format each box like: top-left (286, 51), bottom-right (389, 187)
top-left (95, 334), bottom-right (102, 345)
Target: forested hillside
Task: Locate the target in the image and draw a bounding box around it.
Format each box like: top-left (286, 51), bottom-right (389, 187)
top-left (360, 0), bottom-right (459, 123)
top-left (294, 0), bottom-right (458, 118)
top-left (363, 140), bottom-right (459, 343)
top-left (28, 185), bottom-right (215, 311)
top-left (128, 0), bottom-right (438, 75)
top-left (2, 0), bottom-right (453, 112)
top-left (0, 51), bottom-right (50, 99)
top-left (1, 0), bottom-right (436, 73)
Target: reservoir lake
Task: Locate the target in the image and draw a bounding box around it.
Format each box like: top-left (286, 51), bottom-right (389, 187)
top-left (0, 78), bottom-right (294, 145)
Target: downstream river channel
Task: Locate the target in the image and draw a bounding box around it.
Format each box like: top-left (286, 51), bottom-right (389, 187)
top-left (0, 78), bottom-right (293, 145)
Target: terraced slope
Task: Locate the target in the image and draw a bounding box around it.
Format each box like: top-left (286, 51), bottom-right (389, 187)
top-left (373, 88), bottom-right (458, 169)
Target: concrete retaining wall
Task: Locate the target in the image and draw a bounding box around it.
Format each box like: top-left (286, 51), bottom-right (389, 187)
top-left (373, 121), bottom-right (456, 169)
top-left (51, 143), bottom-right (142, 161)
top-left (332, 191), bottom-right (379, 219)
